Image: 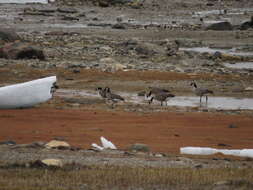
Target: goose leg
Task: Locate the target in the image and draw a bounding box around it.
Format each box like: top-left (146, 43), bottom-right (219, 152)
top-left (206, 96), bottom-right (208, 104)
top-left (199, 96), bottom-right (202, 103)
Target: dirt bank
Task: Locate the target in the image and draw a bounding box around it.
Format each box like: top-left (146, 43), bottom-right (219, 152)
top-left (0, 108), bottom-right (252, 153)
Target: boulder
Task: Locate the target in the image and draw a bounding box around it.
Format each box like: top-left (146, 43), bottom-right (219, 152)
top-left (112, 23), bottom-right (127, 29)
top-left (41, 159), bottom-right (63, 167)
top-left (135, 42), bottom-right (162, 56)
top-left (45, 140), bottom-right (70, 149)
top-left (128, 143), bottom-right (150, 152)
top-left (30, 159), bottom-right (63, 168)
top-left (220, 53), bottom-right (242, 61)
top-left (0, 42), bottom-right (45, 60)
top-left (0, 28), bottom-right (20, 43)
top-left (206, 21), bottom-right (233, 31)
top-left (57, 7), bottom-right (78, 14)
top-left (0, 140), bottom-right (16, 145)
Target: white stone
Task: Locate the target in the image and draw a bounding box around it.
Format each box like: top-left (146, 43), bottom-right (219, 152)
top-left (45, 140), bottom-right (70, 149)
top-left (41, 159), bottom-right (63, 167)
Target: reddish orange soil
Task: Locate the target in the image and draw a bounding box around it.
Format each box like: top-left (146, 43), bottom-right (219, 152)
top-left (0, 108), bottom-right (252, 154)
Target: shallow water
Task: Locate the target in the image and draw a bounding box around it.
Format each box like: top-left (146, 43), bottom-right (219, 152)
top-left (195, 8), bottom-right (253, 17)
top-left (45, 23), bottom-right (88, 29)
top-left (56, 89), bottom-right (253, 110)
top-left (180, 47), bottom-right (253, 57)
top-left (0, 0), bottom-right (48, 4)
top-left (224, 62), bottom-right (253, 69)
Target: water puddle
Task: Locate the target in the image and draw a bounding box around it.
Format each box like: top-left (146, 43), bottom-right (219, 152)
top-left (44, 23), bottom-right (88, 29)
top-left (166, 96), bottom-right (253, 110)
top-left (194, 8), bottom-right (253, 17)
top-left (224, 62), bottom-right (253, 69)
top-left (56, 89), bottom-right (253, 110)
top-left (180, 47), bottom-right (253, 57)
top-left (0, 0), bottom-right (48, 4)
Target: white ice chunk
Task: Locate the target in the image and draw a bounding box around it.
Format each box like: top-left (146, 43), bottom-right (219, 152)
top-left (0, 76), bottom-right (56, 109)
top-left (91, 143), bottom-right (104, 150)
top-left (239, 149), bottom-right (253, 158)
top-left (180, 147), bottom-right (218, 155)
top-left (219, 149), bottom-right (241, 156)
top-left (180, 147), bottom-right (253, 158)
top-left (100, 136), bottom-right (117, 149)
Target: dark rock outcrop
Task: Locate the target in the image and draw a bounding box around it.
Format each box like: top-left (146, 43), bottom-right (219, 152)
top-left (206, 21), bottom-right (233, 31)
top-left (0, 42), bottom-right (45, 60)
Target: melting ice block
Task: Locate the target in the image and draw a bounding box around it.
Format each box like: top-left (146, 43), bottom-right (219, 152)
top-left (100, 136), bottom-right (117, 149)
top-left (180, 147), bottom-right (253, 158)
top-left (180, 147), bottom-right (218, 155)
top-left (0, 76), bottom-right (56, 109)
top-left (91, 136), bottom-right (117, 150)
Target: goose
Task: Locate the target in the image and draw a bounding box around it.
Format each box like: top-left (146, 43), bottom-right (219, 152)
top-left (104, 87), bottom-right (124, 108)
top-left (148, 91), bottom-right (175, 106)
top-left (95, 87), bottom-right (107, 99)
top-left (190, 82), bottom-right (213, 103)
top-left (146, 86), bottom-right (170, 97)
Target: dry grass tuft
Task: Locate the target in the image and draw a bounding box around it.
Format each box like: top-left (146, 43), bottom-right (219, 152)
top-left (0, 164), bottom-right (253, 190)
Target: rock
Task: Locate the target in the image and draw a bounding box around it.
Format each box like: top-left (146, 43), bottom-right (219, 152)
top-left (100, 57), bottom-right (116, 64)
top-left (112, 63), bottom-right (127, 71)
top-left (0, 140), bottom-right (16, 145)
top-left (135, 43), bottom-right (160, 56)
top-left (30, 159), bottom-right (63, 168)
top-left (245, 87), bottom-right (253, 91)
top-left (217, 143), bottom-right (231, 147)
top-left (0, 42), bottom-right (45, 60)
top-left (206, 21), bottom-right (233, 31)
top-left (45, 140), bottom-right (70, 149)
top-left (112, 23), bottom-right (127, 29)
top-left (240, 16), bottom-right (253, 30)
top-left (228, 124), bottom-right (238, 128)
top-left (98, 0), bottom-right (110, 7)
top-left (29, 141), bottom-right (46, 148)
top-left (175, 39), bottom-right (202, 48)
top-left (0, 28), bottom-right (20, 43)
top-left (61, 15), bottom-right (79, 21)
top-left (220, 53), bottom-right (242, 61)
top-left (37, 8), bottom-right (56, 13)
top-left (128, 143), bottom-right (150, 152)
top-left (41, 159), bottom-right (63, 167)
top-left (57, 8), bottom-right (78, 14)
top-left (213, 51), bottom-right (222, 59)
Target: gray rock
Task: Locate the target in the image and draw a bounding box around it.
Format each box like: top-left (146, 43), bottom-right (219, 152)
top-left (0, 28), bottom-right (20, 42)
top-left (57, 8), bottom-right (78, 14)
top-left (128, 143), bottom-right (150, 152)
top-left (0, 140), bottom-right (16, 145)
top-left (112, 23), bottom-right (127, 29)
